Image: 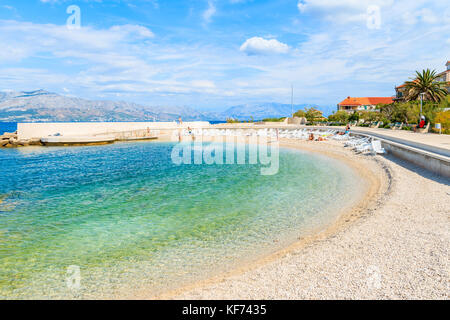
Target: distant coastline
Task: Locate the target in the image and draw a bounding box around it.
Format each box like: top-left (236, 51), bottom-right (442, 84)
top-left (0, 90), bottom-right (327, 123)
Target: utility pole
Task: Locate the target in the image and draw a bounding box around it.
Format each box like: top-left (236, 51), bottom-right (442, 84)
top-left (419, 92), bottom-right (425, 118)
top-left (291, 84), bottom-right (294, 118)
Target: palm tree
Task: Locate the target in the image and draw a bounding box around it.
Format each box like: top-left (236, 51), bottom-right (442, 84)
top-left (404, 69), bottom-right (447, 102)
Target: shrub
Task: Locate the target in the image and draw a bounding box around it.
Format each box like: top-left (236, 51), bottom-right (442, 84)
top-left (433, 110), bottom-right (450, 134)
top-left (226, 118), bottom-right (240, 123)
top-left (262, 117), bottom-right (285, 122)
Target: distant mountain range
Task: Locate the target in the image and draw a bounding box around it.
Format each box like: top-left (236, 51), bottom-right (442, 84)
top-left (0, 90), bottom-right (322, 122)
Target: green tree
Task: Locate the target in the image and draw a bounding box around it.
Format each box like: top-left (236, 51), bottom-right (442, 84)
top-left (348, 112), bottom-right (359, 122)
top-left (404, 69), bottom-right (448, 102)
top-left (438, 95), bottom-right (450, 110)
top-left (358, 111), bottom-right (382, 123)
top-left (328, 110), bottom-right (349, 123)
top-left (304, 107), bottom-right (323, 121)
top-left (390, 102), bottom-right (418, 124)
top-left (293, 110), bottom-right (306, 118)
top-left (379, 103), bottom-right (395, 122)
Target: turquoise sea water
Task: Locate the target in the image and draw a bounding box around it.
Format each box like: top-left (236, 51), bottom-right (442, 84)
top-left (0, 141), bottom-right (365, 299)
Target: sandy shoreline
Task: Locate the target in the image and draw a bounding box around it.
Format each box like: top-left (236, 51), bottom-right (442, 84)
top-left (160, 138), bottom-right (449, 300)
top-left (139, 138), bottom-right (386, 299)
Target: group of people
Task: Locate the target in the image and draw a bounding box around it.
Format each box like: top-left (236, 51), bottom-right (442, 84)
top-left (308, 133), bottom-right (327, 141)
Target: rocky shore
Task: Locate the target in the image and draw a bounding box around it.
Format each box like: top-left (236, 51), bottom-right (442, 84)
top-left (0, 132), bottom-right (42, 148)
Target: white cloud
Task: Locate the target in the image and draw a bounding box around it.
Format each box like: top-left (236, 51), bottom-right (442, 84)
top-left (0, 20), bottom-right (153, 56)
top-left (297, 0), bottom-right (393, 12)
top-left (203, 1), bottom-right (216, 24)
top-left (297, 1), bottom-right (306, 12)
top-left (191, 80), bottom-right (216, 88)
top-left (417, 8), bottom-right (438, 24)
top-left (240, 37), bottom-right (289, 55)
top-left (110, 24), bottom-right (154, 39)
top-left (0, 0), bottom-right (449, 109)
top-left (297, 0), bottom-right (446, 26)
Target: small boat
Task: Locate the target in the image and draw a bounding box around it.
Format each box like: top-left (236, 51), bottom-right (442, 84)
top-left (41, 135), bottom-right (116, 146)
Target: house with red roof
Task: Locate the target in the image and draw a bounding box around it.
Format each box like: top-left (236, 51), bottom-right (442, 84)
top-left (337, 97), bottom-right (393, 113)
top-left (395, 61), bottom-right (449, 101)
top-left (436, 61), bottom-right (450, 83)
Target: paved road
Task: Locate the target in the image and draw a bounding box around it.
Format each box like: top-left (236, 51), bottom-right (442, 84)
top-left (210, 123), bottom-right (450, 157)
top-left (349, 127), bottom-right (450, 157)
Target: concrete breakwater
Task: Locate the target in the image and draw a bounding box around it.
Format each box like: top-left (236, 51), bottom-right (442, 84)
top-left (17, 122), bottom-right (210, 140)
top-left (0, 121), bottom-right (211, 148)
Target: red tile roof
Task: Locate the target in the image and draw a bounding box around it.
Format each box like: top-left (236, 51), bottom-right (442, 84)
top-left (338, 97), bottom-right (393, 106)
top-left (396, 79), bottom-right (420, 89)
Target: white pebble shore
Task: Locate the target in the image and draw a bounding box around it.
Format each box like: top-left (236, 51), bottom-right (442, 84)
top-left (173, 140), bottom-right (450, 300)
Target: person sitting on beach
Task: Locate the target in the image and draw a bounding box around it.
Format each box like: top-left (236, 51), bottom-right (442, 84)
top-left (414, 116), bottom-right (426, 132)
top-left (344, 124), bottom-right (350, 134)
top-left (308, 133), bottom-right (314, 141)
top-left (337, 124), bottom-right (350, 135)
top-left (188, 127), bottom-right (195, 141)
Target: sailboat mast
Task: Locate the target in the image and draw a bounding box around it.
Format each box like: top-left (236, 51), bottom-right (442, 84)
top-left (291, 84), bottom-right (294, 117)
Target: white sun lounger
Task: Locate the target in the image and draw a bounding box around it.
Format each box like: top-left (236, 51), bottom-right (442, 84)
top-left (371, 140), bottom-right (386, 154)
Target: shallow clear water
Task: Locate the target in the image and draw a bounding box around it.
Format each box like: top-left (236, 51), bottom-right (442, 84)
top-left (0, 141), bottom-right (364, 299)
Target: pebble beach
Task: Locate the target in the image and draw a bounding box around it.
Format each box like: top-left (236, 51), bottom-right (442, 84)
top-left (169, 139), bottom-right (449, 300)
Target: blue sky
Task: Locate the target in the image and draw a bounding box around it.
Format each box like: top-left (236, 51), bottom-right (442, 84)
top-left (0, 0), bottom-right (449, 112)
